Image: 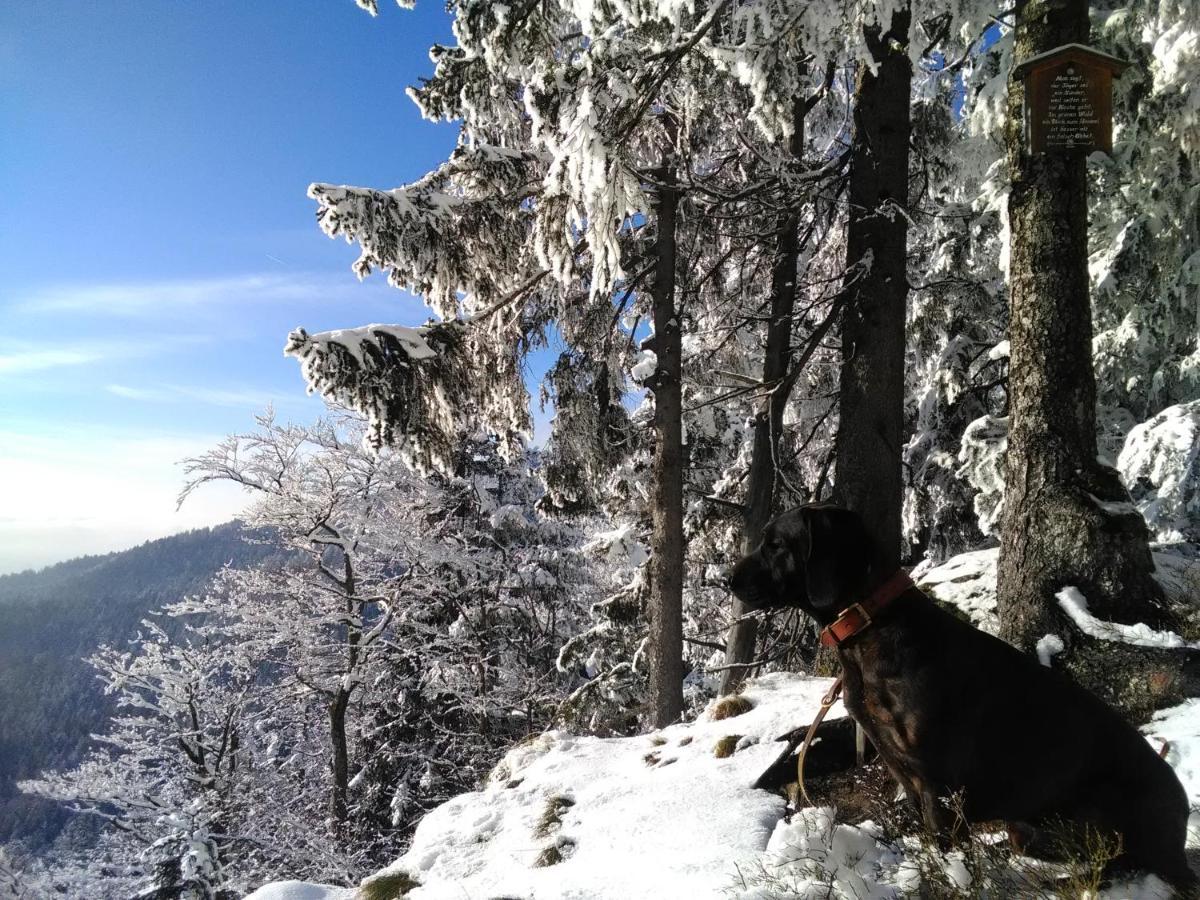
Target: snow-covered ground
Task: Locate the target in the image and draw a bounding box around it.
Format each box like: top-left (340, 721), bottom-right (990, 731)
top-left (247, 666), bottom-right (1200, 900)
top-left (248, 675), bottom-right (841, 900)
top-left (913, 545), bottom-right (1200, 637)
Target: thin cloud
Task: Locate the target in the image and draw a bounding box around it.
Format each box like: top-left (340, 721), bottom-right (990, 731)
top-left (14, 271), bottom-right (396, 317)
top-left (106, 381), bottom-right (309, 409)
top-left (0, 425), bottom-right (248, 574)
top-left (0, 335), bottom-right (212, 382)
top-left (106, 383), bottom-right (168, 401)
top-left (0, 348), bottom-right (101, 374)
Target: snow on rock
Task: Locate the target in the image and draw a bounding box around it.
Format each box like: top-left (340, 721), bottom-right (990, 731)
top-left (1119, 401), bottom-right (1200, 542)
top-left (1152, 551), bottom-right (1200, 607)
top-left (243, 881), bottom-right (353, 900)
top-left (1145, 699), bottom-right (1200, 802)
top-left (1056, 586), bottom-right (1200, 650)
top-left (913, 546), bottom-right (1200, 636)
top-left (733, 806), bottom-right (902, 899)
top-left (912, 548), bottom-right (1000, 634)
top-left (1035, 633), bottom-right (1064, 667)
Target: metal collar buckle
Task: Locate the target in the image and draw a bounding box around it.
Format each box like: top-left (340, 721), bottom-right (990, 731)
top-left (823, 602), bottom-right (872, 646)
top-left (838, 602), bottom-right (871, 634)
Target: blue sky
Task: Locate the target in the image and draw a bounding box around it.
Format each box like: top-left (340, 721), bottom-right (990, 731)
top-left (0, 2), bottom-right (547, 572)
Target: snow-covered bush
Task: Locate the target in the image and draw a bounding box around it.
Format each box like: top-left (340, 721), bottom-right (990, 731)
top-left (1119, 401), bottom-right (1200, 542)
top-left (955, 415), bottom-right (1008, 539)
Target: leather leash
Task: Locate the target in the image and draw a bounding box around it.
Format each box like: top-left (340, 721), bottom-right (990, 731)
top-left (796, 675), bottom-right (843, 805)
top-left (796, 571), bottom-right (913, 804)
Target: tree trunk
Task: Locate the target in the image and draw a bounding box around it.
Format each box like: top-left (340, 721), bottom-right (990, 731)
top-left (721, 96), bottom-right (806, 696)
top-left (997, 0), bottom-right (1190, 718)
top-left (329, 551), bottom-right (358, 827)
top-left (833, 9), bottom-right (912, 574)
top-left (329, 689), bottom-right (350, 826)
top-left (648, 156), bottom-right (685, 728)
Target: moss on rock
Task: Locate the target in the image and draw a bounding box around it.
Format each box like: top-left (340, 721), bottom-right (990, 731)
top-left (533, 794), bottom-right (575, 839)
top-left (709, 695), bottom-right (754, 720)
top-left (359, 871), bottom-right (420, 900)
top-left (713, 735), bottom-right (742, 758)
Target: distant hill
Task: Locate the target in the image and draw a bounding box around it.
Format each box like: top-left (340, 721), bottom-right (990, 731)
top-left (0, 522), bottom-right (281, 854)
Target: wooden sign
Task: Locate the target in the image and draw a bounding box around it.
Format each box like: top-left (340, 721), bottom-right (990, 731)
top-left (1012, 44), bottom-right (1130, 154)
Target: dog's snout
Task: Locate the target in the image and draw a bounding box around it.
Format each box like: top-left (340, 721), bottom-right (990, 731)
top-left (728, 553), bottom-right (763, 604)
top-left (727, 556), bottom-right (750, 592)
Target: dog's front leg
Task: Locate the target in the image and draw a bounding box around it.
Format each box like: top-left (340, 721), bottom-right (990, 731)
top-left (912, 779), bottom-right (969, 848)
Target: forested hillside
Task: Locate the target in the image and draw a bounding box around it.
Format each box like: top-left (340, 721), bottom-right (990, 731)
top-left (0, 523), bottom-right (278, 854)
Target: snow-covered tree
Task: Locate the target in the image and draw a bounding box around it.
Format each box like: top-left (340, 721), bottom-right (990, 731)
top-left (22, 615), bottom-right (248, 899)
top-left (24, 411), bottom-right (597, 890)
top-left (181, 414), bottom-right (426, 835)
top-left (1090, 0), bottom-right (1200, 425)
top-left (993, 0), bottom-right (1200, 723)
top-left (179, 414), bottom-right (595, 854)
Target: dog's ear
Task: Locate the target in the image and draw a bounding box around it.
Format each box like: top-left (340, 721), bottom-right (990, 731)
top-left (802, 506), bottom-right (875, 611)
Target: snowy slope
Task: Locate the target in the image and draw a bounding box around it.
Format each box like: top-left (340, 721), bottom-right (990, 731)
top-left (247, 668), bottom-right (1200, 900)
top-left (350, 675), bottom-right (837, 900)
top-left (246, 675), bottom-right (837, 899)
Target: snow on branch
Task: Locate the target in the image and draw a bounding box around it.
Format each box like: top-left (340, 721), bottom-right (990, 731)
top-left (286, 322), bottom-right (455, 465)
top-left (1056, 586), bottom-right (1200, 650)
top-left (354, 0), bottom-right (413, 15)
top-left (285, 321), bottom-right (530, 473)
top-left (1118, 401), bottom-right (1200, 542)
top-left (309, 144), bottom-right (545, 319)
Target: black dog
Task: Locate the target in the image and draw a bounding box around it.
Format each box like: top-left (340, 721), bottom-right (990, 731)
top-left (730, 503), bottom-right (1195, 891)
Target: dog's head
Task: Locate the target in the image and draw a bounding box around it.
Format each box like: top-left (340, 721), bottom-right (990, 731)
top-left (728, 504), bottom-right (877, 623)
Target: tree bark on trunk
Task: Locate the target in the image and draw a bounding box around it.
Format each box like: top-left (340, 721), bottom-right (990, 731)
top-left (647, 156), bottom-right (685, 728)
top-left (720, 96), bottom-right (807, 696)
top-left (329, 689), bottom-right (350, 826)
top-left (329, 551), bottom-right (358, 827)
top-left (997, 0), bottom-right (1192, 719)
top-left (834, 9), bottom-right (912, 574)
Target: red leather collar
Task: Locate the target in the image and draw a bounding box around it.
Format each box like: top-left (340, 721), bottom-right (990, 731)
top-left (820, 570), bottom-right (914, 647)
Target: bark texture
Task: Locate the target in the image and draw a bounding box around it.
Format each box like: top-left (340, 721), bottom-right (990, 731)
top-left (329, 689), bottom-right (351, 825)
top-left (997, 0), bottom-right (1194, 717)
top-left (329, 552), bottom-right (358, 826)
top-left (833, 10), bottom-right (912, 573)
top-left (720, 97), bottom-right (806, 696)
top-left (648, 158), bottom-right (685, 727)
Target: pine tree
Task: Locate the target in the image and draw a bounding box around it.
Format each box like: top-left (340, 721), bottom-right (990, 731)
top-left (296, 1), bottom-right (747, 725)
top-left (645, 149), bottom-right (685, 725)
top-left (718, 76), bottom-right (840, 694)
top-left (996, 0), bottom-right (1198, 717)
top-left (833, 6), bottom-right (914, 574)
